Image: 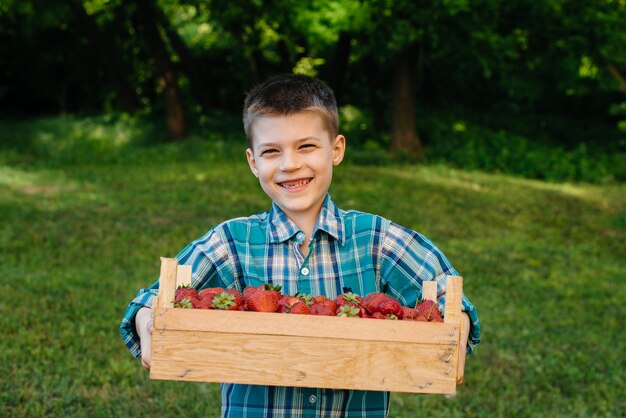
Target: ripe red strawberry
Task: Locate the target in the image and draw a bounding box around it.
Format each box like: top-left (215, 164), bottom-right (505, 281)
top-left (294, 292), bottom-right (314, 306)
top-left (174, 297), bottom-right (194, 309)
top-left (287, 301), bottom-right (311, 315)
top-left (336, 305), bottom-right (361, 317)
top-left (278, 295), bottom-right (302, 313)
top-left (376, 296), bottom-right (403, 318)
top-left (193, 293), bottom-right (216, 309)
top-left (312, 299), bottom-right (337, 314)
top-left (198, 287), bottom-right (225, 299)
top-left (211, 291), bottom-right (237, 310)
top-left (312, 295), bottom-right (329, 304)
top-left (246, 287), bottom-right (280, 312)
top-left (175, 285), bottom-right (199, 303)
top-left (226, 288), bottom-right (245, 310)
top-left (334, 292), bottom-right (362, 308)
top-left (361, 293), bottom-right (387, 314)
top-left (311, 304), bottom-right (336, 316)
top-left (243, 286), bottom-right (258, 299)
top-left (262, 284), bottom-right (283, 299)
top-left (415, 300), bottom-right (442, 321)
top-left (402, 306), bottom-right (418, 320)
top-left (369, 312), bottom-right (386, 319)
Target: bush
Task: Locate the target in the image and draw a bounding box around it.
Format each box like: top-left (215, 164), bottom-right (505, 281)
top-left (419, 110), bottom-right (626, 183)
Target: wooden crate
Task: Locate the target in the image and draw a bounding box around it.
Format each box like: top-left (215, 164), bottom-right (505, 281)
top-left (150, 257), bottom-right (465, 394)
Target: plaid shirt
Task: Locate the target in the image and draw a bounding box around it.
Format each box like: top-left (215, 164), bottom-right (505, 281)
top-left (120, 194), bottom-right (480, 418)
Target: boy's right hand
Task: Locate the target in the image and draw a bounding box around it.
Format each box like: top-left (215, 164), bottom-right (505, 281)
top-left (135, 307), bottom-right (154, 371)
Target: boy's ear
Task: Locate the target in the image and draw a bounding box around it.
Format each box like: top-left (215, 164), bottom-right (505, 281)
top-left (332, 135), bottom-right (346, 166)
top-left (246, 148), bottom-right (259, 177)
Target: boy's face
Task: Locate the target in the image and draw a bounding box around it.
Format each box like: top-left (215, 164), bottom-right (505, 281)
top-left (246, 111), bottom-right (345, 224)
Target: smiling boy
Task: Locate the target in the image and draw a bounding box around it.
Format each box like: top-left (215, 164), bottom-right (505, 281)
top-left (121, 74), bottom-right (480, 417)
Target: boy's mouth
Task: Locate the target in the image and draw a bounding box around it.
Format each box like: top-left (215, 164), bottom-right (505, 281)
top-left (278, 178), bottom-right (312, 189)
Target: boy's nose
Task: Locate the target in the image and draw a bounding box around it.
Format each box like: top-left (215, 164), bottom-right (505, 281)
top-left (278, 151), bottom-right (302, 172)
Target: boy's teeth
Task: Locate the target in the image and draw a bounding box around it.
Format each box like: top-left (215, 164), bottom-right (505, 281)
top-left (281, 178), bottom-right (310, 188)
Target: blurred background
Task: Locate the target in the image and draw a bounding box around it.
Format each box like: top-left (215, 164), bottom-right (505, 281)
top-left (1, 0), bottom-right (626, 180)
top-left (1, 1), bottom-right (624, 417)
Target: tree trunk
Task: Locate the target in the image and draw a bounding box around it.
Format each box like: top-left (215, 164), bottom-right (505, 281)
top-left (71, 1), bottom-right (141, 113)
top-left (326, 31), bottom-right (352, 102)
top-left (154, 6), bottom-right (212, 111)
top-left (133, 0), bottom-right (188, 140)
top-left (390, 42), bottom-right (422, 157)
top-left (607, 63), bottom-right (626, 96)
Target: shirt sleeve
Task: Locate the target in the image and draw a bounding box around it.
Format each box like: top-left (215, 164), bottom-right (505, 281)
top-left (119, 226), bottom-right (236, 359)
top-left (379, 221), bottom-right (481, 354)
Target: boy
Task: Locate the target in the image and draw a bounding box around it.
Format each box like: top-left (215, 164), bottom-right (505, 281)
top-left (121, 74), bottom-right (481, 417)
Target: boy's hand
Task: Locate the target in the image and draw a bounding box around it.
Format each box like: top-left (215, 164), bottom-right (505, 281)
top-left (135, 307), bottom-right (154, 371)
top-left (457, 312), bottom-right (471, 384)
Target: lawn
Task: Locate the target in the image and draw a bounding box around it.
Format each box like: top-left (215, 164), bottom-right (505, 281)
top-left (0, 117), bottom-right (625, 417)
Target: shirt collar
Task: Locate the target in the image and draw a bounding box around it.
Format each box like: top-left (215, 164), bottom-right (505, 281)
top-left (267, 194), bottom-right (345, 245)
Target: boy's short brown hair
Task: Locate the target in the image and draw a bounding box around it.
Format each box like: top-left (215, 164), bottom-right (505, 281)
top-left (243, 74), bottom-right (339, 146)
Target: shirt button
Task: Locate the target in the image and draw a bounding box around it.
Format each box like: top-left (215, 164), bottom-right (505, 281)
top-left (308, 394), bottom-right (317, 403)
top-left (301, 267), bottom-right (310, 276)
top-left (296, 232), bottom-right (305, 240)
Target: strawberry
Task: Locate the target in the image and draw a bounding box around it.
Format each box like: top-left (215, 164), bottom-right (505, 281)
top-left (376, 297), bottom-right (404, 318)
top-left (294, 292), bottom-right (314, 306)
top-left (369, 312), bottom-right (386, 319)
top-left (193, 293), bottom-right (216, 309)
top-left (211, 291), bottom-right (237, 310)
top-left (226, 288), bottom-right (245, 310)
top-left (198, 287), bottom-right (225, 299)
top-left (336, 305), bottom-right (361, 317)
top-left (334, 292), bottom-right (362, 308)
top-left (243, 286), bottom-right (259, 300)
top-left (361, 292), bottom-right (403, 318)
top-left (361, 293), bottom-right (387, 314)
top-left (287, 301), bottom-right (311, 315)
top-left (175, 285), bottom-right (199, 303)
top-left (278, 295), bottom-right (301, 313)
top-left (174, 297), bottom-right (194, 309)
top-left (312, 299), bottom-right (337, 314)
top-left (402, 306), bottom-right (418, 320)
top-left (312, 295), bottom-right (329, 304)
top-left (311, 303), bottom-right (337, 316)
top-left (262, 283), bottom-right (283, 299)
top-left (246, 287), bottom-right (280, 312)
top-left (415, 300), bottom-right (442, 321)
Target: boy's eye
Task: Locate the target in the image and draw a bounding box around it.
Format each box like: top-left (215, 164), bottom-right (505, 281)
top-left (300, 143), bottom-right (316, 150)
top-left (261, 149), bottom-right (278, 156)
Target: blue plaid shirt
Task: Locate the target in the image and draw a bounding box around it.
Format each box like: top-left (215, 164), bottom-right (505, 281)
top-left (121, 194), bottom-right (480, 417)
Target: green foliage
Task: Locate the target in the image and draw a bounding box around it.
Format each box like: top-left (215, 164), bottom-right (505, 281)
top-left (418, 108), bottom-right (626, 183)
top-left (0, 117), bottom-right (624, 417)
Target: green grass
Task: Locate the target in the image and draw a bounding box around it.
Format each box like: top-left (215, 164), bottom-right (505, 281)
top-left (0, 116), bottom-right (625, 417)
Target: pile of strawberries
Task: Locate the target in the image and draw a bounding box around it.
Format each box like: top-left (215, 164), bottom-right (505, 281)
top-left (173, 284), bottom-right (443, 321)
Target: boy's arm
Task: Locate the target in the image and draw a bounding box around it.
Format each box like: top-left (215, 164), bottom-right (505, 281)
top-left (135, 307), bottom-right (153, 370)
top-left (379, 221), bottom-right (481, 354)
top-left (119, 226), bottom-right (237, 361)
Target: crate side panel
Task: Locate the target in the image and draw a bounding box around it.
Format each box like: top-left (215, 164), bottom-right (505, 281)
top-left (153, 308), bottom-right (458, 345)
top-left (150, 330), bottom-right (458, 394)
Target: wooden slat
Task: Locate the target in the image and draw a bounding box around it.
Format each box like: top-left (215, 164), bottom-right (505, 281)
top-left (444, 276), bottom-right (463, 325)
top-left (153, 308), bottom-right (458, 345)
top-left (443, 276), bottom-right (463, 385)
top-left (156, 257), bottom-right (178, 308)
top-left (150, 330), bottom-right (458, 394)
top-left (422, 281), bottom-right (437, 302)
top-left (176, 264), bottom-right (192, 287)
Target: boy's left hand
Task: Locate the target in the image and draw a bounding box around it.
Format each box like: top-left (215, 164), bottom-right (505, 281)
top-left (457, 312), bottom-right (471, 384)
